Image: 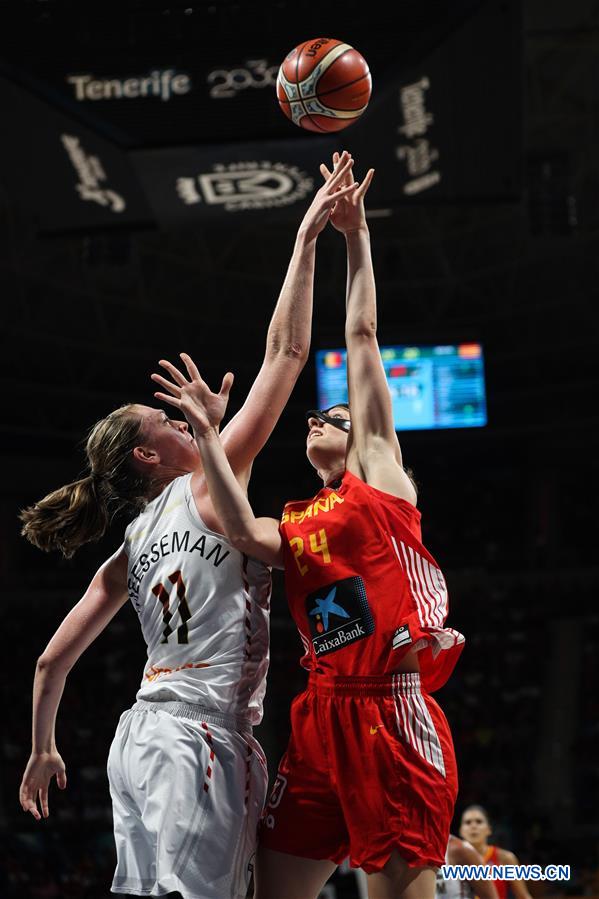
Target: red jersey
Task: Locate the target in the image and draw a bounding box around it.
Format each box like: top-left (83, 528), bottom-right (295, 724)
top-left (483, 846), bottom-right (509, 899)
top-left (279, 469), bottom-right (464, 693)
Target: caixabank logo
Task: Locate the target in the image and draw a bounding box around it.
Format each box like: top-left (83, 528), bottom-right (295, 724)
top-left (306, 576), bottom-right (374, 656)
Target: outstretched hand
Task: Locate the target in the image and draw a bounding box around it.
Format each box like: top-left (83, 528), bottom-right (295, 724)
top-left (20, 750), bottom-right (67, 820)
top-left (152, 353), bottom-right (234, 436)
top-left (320, 151), bottom-right (374, 234)
top-left (299, 150), bottom-right (359, 241)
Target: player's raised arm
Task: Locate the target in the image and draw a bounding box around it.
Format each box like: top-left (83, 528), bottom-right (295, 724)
top-left (19, 547), bottom-right (128, 820)
top-left (215, 151), bottom-right (359, 484)
top-left (320, 154), bottom-right (416, 504)
top-left (153, 354), bottom-right (283, 568)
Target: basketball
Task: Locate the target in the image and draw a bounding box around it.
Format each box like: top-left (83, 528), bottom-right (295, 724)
top-left (277, 37), bottom-right (372, 132)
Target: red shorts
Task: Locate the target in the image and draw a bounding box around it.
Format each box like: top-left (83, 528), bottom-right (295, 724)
top-left (259, 672), bottom-right (457, 873)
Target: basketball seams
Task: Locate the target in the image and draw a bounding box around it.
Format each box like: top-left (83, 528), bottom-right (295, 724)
top-left (295, 39), bottom-right (327, 132)
top-left (304, 72), bottom-right (370, 112)
top-left (315, 71), bottom-right (371, 101)
top-left (313, 45), bottom-right (356, 87)
top-left (281, 71), bottom-right (371, 105)
top-left (277, 38), bottom-right (371, 131)
top-left (302, 42), bottom-right (353, 88)
top-left (297, 43), bottom-right (354, 104)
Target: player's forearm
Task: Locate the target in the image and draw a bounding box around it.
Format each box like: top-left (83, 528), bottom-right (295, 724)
top-left (196, 428), bottom-right (261, 544)
top-left (344, 227), bottom-right (377, 338)
top-left (265, 229), bottom-right (315, 361)
top-left (31, 658), bottom-right (67, 754)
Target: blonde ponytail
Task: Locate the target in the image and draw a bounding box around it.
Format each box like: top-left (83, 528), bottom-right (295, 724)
top-left (20, 405), bottom-right (148, 558)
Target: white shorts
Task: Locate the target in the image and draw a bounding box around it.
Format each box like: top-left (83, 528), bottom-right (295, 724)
top-left (107, 699), bottom-right (268, 899)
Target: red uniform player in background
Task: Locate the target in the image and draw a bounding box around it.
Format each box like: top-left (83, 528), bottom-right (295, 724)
top-left (152, 153), bottom-right (465, 899)
top-left (460, 805), bottom-right (534, 899)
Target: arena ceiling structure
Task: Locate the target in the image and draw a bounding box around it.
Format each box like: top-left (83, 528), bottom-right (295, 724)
top-left (0, 0), bottom-right (597, 486)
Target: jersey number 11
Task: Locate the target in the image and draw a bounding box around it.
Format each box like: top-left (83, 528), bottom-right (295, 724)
top-left (151, 570), bottom-right (191, 644)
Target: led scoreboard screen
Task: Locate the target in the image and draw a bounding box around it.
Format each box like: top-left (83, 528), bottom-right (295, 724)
top-left (315, 343), bottom-right (487, 431)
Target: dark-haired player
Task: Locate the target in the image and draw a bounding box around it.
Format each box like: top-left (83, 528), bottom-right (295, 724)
top-left (459, 805), bottom-right (534, 899)
top-left (152, 154), bottom-right (464, 899)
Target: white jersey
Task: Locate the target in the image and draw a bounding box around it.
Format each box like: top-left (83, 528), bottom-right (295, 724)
top-left (124, 473), bottom-right (271, 724)
top-left (435, 842), bottom-right (475, 899)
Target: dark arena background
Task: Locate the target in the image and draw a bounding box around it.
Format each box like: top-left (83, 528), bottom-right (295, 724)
top-left (1, 0), bottom-right (598, 897)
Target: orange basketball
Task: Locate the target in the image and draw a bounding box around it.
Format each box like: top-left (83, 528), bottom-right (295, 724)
top-left (277, 37), bottom-right (372, 132)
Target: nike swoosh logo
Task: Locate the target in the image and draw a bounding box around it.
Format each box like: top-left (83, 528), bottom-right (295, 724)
top-left (370, 725), bottom-right (384, 735)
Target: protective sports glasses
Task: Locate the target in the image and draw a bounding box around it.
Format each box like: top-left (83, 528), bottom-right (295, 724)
top-left (305, 404), bottom-right (351, 433)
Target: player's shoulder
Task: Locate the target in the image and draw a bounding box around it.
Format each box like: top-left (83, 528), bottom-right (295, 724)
top-left (344, 469), bottom-right (422, 533)
top-left (346, 467), bottom-right (418, 505)
top-left (124, 474), bottom-right (190, 543)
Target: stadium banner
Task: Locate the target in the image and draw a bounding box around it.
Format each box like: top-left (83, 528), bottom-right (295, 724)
top-left (0, 77), bottom-right (152, 233)
top-left (346, 0), bottom-right (522, 203)
top-left (132, 0), bottom-right (522, 226)
top-left (0, 0), bottom-right (521, 231)
top-left (131, 139), bottom-right (331, 226)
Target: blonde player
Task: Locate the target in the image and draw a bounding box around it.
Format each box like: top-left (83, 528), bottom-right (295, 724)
top-left (18, 155), bottom-right (359, 899)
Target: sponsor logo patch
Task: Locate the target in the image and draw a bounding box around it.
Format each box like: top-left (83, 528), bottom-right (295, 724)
top-left (267, 774), bottom-right (288, 809)
top-left (392, 623), bottom-right (412, 650)
top-left (305, 576), bottom-right (374, 656)
top-left (263, 773), bottom-right (288, 831)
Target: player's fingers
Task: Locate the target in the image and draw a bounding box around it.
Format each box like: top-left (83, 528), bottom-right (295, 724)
top-left (329, 155), bottom-right (353, 184)
top-left (21, 796), bottom-right (41, 820)
top-left (320, 162), bottom-right (333, 182)
top-left (153, 391), bottom-right (182, 408)
top-left (334, 182), bottom-right (359, 200)
top-left (219, 372), bottom-right (234, 398)
top-left (179, 352), bottom-right (202, 382)
top-left (19, 785), bottom-right (38, 816)
top-left (332, 150), bottom-right (350, 175)
top-left (151, 373), bottom-right (182, 396)
top-left (39, 786), bottom-right (49, 819)
top-left (323, 151), bottom-right (348, 185)
top-left (322, 182), bottom-right (357, 208)
top-left (355, 168), bottom-right (375, 200)
top-left (333, 150), bottom-right (354, 177)
top-left (158, 359), bottom-right (188, 386)
top-left (57, 770), bottom-right (67, 790)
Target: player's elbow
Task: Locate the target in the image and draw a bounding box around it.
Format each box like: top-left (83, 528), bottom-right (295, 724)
top-left (36, 652), bottom-right (72, 677)
top-left (224, 525), bottom-right (257, 554)
top-left (266, 333), bottom-right (309, 365)
top-left (345, 321), bottom-right (377, 341)
top-left (228, 523), bottom-right (267, 559)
